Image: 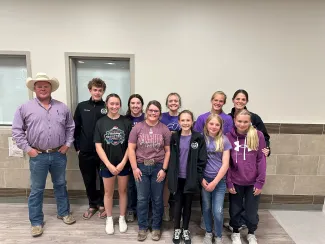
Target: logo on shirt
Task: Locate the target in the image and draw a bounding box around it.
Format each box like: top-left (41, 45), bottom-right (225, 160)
top-left (234, 140), bottom-right (252, 152)
top-left (191, 142), bottom-right (198, 149)
top-left (167, 122), bottom-right (181, 131)
top-left (132, 121), bottom-right (139, 127)
top-left (104, 126), bottom-right (125, 146)
top-left (84, 109), bottom-right (90, 111)
top-left (101, 108), bottom-right (107, 114)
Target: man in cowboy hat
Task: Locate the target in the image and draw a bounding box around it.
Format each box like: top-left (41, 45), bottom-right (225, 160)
top-left (12, 72), bottom-right (76, 237)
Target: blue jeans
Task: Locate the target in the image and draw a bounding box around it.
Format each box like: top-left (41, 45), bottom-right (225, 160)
top-left (127, 172), bottom-right (137, 212)
top-left (135, 163), bottom-right (165, 230)
top-left (202, 177), bottom-right (226, 238)
top-left (28, 152), bottom-right (70, 226)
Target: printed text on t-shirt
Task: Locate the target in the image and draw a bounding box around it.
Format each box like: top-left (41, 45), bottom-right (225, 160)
top-left (138, 133), bottom-right (163, 151)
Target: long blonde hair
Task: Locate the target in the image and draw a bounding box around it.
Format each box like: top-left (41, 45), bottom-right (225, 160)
top-left (203, 114), bottom-right (224, 152)
top-left (235, 109), bottom-right (259, 150)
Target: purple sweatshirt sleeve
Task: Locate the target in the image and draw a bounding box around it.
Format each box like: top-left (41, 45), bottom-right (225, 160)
top-left (12, 106), bottom-right (32, 153)
top-left (226, 168), bottom-right (234, 189)
top-left (194, 115), bottom-right (204, 133)
top-left (254, 132), bottom-right (267, 189)
top-left (225, 117), bottom-right (234, 135)
top-left (64, 107), bottom-right (75, 147)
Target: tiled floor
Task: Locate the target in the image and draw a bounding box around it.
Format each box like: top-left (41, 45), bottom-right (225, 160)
top-left (270, 210), bottom-right (325, 244)
top-left (0, 203), bottom-right (295, 244)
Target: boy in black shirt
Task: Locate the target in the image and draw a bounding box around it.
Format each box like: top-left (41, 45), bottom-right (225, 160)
top-left (74, 78), bottom-right (107, 219)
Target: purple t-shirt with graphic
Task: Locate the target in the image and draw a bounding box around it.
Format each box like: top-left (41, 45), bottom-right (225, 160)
top-left (179, 135), bottom-right (191, 178)
top-left (204, 135), bottom-right (232, 179)
top-left (160, 112), bottom-right (181, 132)
top-left (128, 113), bottom-right (145, 127)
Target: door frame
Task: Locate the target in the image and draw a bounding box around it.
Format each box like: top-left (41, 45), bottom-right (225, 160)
top-left (64, 52), bottom-right (135, 112)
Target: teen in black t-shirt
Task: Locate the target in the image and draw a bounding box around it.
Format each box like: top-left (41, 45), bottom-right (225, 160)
top-left (94, 94), bottom-right (132, 235)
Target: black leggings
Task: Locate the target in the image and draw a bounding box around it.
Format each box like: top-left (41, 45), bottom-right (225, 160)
top-left (174, 178), bottom-right (194, 230)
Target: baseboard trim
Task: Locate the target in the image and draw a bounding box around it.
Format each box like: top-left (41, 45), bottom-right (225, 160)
top-left (0, 188), bottom-right (323, 207)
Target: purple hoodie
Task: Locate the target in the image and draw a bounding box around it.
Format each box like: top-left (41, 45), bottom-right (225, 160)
top-left (226, 128), bottom-right (266, 190)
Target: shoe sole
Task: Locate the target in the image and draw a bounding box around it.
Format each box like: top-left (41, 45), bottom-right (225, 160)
top-left (32, 232), bottom-right (43, 238)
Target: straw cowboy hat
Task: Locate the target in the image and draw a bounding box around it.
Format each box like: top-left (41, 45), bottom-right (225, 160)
top-left (26, 73), bottom-right (60, 92)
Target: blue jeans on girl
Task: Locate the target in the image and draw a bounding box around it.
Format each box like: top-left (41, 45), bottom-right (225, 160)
top-left (201, 177), bottom-right (226, 238)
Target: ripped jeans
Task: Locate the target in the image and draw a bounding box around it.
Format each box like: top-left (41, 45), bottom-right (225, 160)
top-left (201, 177), bottom-right (226, 238)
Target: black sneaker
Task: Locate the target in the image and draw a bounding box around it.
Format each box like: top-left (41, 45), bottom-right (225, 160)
top-left (126, 210), bottom-right (135, 222)
top-left (172, 229), bottom-right (182, 244)
top-left (182, 229), bottom-right (191, 244)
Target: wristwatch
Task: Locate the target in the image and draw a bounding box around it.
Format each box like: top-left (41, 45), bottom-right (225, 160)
top-left (162, 168), bottom-right (168, 173)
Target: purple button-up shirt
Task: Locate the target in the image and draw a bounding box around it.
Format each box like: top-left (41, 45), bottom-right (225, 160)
top-left (12, 98), bottom-right (75, 153)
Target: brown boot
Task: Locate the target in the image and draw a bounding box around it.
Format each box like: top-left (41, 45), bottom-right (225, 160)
top-left (31, 225), bottom-right (43, 237)
top-left (57, 213), bottom-right (76, 225)
top-left (152, 230), bottom-right (161, 241)
top-left (137, 230), bottom-right (148, 241)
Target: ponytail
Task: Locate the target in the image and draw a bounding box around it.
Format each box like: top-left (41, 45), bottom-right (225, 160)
top-left (234, 109), bottom-right (259, 151)
top-left (247, 125), bottom-right (259, 150)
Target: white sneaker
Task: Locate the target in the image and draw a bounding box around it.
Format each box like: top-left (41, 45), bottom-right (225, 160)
top-left (105, 216), bottom-right (114, 235)
top-left (163, 204), bottom-right (170, 221)
top-left (247, 234), bottom-right (258, 244)
top-left (223, 221), bottom-right (244, 232)
top-left (215, 237), bottom-right (223, 244)
top-left (203, 232), bottom-right (213, 244)
top-left (231, 233), bottom-right (242, 244)
top-left (119, 216), bottom-right (128, 233)
top-left (200, 216), bottom-right (206, 230)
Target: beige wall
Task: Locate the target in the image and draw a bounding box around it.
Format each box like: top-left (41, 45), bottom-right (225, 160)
top-left (1, 0), bottom-right (325, 203)
top-left (264, 133), bottom-right (325, 196)
top-left (1, 0), bottom-right (325, 123)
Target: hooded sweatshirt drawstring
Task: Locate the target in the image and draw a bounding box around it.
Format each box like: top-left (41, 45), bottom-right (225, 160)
top-left (244, 136), bottom-right (246, 160)
top-left (236, 136), bottom-right (238, 163)
top-left (235, 136), bottom-right (247, 163)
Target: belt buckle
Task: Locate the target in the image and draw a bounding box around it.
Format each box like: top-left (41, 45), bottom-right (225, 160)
top-left (144, 159), bottom-right (155, 166)
top-left (45, 149), bottom-right (51, 153)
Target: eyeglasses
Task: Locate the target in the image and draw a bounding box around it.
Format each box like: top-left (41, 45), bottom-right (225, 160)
top-left (148, 109), bottom-right (160, 114)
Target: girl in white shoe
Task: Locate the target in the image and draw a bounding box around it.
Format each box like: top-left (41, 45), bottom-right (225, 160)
top-left (226, 109), bottom-right (267, 244)
top-left (94, 94), bottom-right (132, 235)
top-left (201, 114), bottom-right (232, 244)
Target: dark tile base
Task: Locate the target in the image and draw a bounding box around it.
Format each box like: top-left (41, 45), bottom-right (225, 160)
top-left (1, 188), bottom-right (324, 206)
top-left (265, 123), bottom-right (324, 134)
top-left (272, 195), bottom-right (313, 204)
